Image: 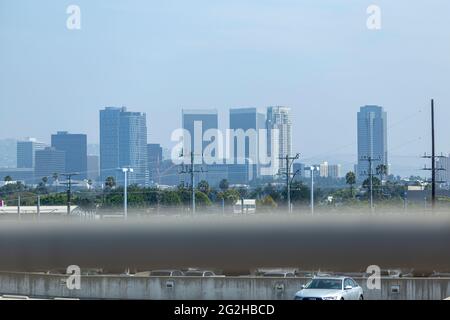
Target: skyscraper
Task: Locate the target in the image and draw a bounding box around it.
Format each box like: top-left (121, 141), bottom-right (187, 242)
top-left (17, 138), bottom-right (47, 168)
top-left (87, 155), bottom-right (100, 182)
top-left (182, 109), bottom-right (218, 161)
top-left (100, 107), bottom-right (148, 185)
top-left (119, 110), bottom-right (148, 185)
top-left (266, 106), bottom-right (292, 175)
top-left (357, 105), bottom-right (388, 180)
top-left (147, 143), bottom-right (163, 185)
top-left (100, 107), bottom-right (122, 183)
top-left (35, 147), bottom-right (66, 181)
top-left (229, 107), bottom-right (266, 181)
top-left (51, 131), bottom-right (87, 179)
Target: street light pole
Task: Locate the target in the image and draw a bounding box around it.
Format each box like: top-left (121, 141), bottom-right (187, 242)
top-left (122, 167), bottom-right (134, 220)
top-left (286, 156), bottom-right (290, 213)
top-left (306, 166), bottom-right (319, 215)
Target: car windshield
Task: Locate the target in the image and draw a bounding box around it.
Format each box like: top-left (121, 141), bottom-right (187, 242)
top-left (306, 279), bottom-right (342, 290)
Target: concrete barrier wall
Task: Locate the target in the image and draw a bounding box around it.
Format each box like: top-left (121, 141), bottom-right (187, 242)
top-left (0, 272), bottom-right (449, 300)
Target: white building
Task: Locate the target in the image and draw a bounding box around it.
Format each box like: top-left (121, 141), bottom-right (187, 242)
top-left (437, 155), bottom-right (450, 183)
top-left (328, 164), bottom-right (341, 179)
top-left (319, 161), bottom-right (341, 179)
top-left (319, 162), bottom-right (329, 177)
top-left (266, 106), bottom-right (292, 174)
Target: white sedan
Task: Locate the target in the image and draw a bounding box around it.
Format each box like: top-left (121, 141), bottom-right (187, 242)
top-left (294, 277), bottom-right (364, 300)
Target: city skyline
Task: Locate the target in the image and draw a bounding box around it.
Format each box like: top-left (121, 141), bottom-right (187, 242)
top-left (2, 1), bottom-right (450, 177)
top-left (0, 103), bottom-right (446, 179)
top-left (1, 2), bottom-right (450, 306)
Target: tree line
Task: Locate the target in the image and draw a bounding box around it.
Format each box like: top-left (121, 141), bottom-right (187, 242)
top-left (0, 165), bottom-right (419, 212)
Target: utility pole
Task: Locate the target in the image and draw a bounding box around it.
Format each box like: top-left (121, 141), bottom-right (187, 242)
top-left (422, 99), bottom-right (445, 210)
top-left (121, 167), bottom-right (134, 220)
top-left (17, 194), bottom-right (21, 218)
top-left (279, 153), bottom-right (300, 213)
top-left (369, 157), bottom-right (373, 211)
top-left (360, 156), bottom-right (381, 212)
top-left (403, 183), bottom-right (408, 212)
top-left (179, 151), bottom-right (204, 216)
top-left (305, 166), bottom-right (319, 215)
top-left (432, 98), bottom-right (435, 207)
top-left (191, 152), bottom-right (195, 215)
top-left (37, 194), bottom-right (41, 218)
top-left (61, 173), bottom-right (79, 215)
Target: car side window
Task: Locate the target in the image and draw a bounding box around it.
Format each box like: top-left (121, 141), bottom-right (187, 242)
top-left (344, 279), bottom-right (351, 288)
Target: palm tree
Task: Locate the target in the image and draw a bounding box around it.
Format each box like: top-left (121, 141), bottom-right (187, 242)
top-left (237, 187), bottom-right (248, 200)
top-left (362, 176), bottom-right (381, 197)
top-left (345, 171), bottom-right (356, 197)
top-left (105, 176), bottom-right (116, 189)
top-left (219, 179), bottom-right (229, 192)
top-left (376, 164), bottom-right (388, 183)
top-left (376, 164), bottom-right (388, 196)
top-left (253, 186), bottom-right (263, 200)
top-left (197, 180), bottom-right (210, 195)
top-left (52, 172), bottom-right (59, 192)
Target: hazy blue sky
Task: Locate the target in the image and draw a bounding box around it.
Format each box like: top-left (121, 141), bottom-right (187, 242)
top-left (1, 0), bottom-right (450, 176)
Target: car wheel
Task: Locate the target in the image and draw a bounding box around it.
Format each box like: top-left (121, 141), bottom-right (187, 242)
top-left (359, 295), bottom-right (364, 300)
